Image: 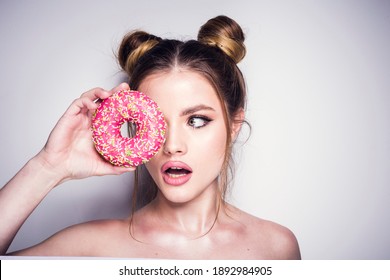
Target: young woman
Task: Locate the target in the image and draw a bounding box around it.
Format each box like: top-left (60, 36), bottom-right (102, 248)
top-left (0, 15), bottom-right (300, 259)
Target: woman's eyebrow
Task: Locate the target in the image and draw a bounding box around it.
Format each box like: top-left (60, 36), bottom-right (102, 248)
top-left (180, 104), bottom-right (215, 116)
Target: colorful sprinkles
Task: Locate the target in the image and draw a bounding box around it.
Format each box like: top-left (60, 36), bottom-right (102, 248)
top-left (91, 90), bottom-right (166, 167)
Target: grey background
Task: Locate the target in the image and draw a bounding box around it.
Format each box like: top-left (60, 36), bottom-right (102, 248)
top-left (1, 0), bottom-right (389, 259)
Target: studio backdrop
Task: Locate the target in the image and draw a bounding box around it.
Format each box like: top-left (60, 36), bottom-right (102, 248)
top-left (0, 0), bottom-right (389, 259)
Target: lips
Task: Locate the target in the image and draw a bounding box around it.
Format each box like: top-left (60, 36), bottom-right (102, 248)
top-left (161, 161), bottom-right (193, 186)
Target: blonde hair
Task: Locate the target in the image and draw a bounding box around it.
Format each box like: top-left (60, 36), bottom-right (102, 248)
top-left (118, 31), bottom-right (161, 75)
top-left (198, 16), bottom-right (246, 64)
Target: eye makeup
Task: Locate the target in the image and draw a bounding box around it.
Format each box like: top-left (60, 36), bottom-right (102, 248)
top-left (187, 115), bottom-right (212, 129)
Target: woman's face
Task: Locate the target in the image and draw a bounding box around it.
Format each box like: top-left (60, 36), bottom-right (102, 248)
top-left (138, 70), bottom-right (227, 204)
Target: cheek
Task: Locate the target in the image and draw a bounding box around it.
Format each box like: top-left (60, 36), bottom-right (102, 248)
top-left (192, 129), bottom-right (227, 183)
top-left (197, 125), bottom-right (227, 161)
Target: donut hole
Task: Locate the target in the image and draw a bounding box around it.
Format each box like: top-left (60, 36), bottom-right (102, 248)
top-left (120, 121), bottom-right (137, 138)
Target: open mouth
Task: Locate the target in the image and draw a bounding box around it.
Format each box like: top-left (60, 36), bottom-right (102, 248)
top-left (165, 166), bottom-right (192, 178)
top-left (161, 161), bottom-right (193, 186)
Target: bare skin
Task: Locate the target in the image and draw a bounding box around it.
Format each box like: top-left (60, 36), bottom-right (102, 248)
top-left (0, 83), bottom-right (134, 255)
top-left (1, 72), bottom-right (301, 259)
top-left (9, 203), bottom-right (300, 259)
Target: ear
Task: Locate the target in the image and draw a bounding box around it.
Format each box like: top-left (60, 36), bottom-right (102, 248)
top-left (231, 108), bottom-right (245, 141)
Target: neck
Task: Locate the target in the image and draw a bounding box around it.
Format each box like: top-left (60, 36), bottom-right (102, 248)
top-left (150, 183), bottom-right (222, 237)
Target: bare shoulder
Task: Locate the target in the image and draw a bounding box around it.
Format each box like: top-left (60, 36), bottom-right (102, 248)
top-left (226, 205), bottom-right (301, 260)
top-left (9, 219), bottom-right (130, 257)
top-left (257, 219), bottom-right (301, 260)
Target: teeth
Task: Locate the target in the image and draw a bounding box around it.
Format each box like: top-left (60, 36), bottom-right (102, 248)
top-left (168, 173), bottom-right (186, 178)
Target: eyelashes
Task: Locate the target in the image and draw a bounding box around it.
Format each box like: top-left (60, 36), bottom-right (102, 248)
top-left (187, 115), bottom-right (212, 129)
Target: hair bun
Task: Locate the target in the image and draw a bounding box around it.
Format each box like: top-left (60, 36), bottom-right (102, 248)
top-left (118, 31), bottom-right (161, 75)
top-left (198, 15), bottom-right (246, 64)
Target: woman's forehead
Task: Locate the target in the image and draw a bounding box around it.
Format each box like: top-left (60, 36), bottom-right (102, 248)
top-left (138, 70), bottom-right (221, 109)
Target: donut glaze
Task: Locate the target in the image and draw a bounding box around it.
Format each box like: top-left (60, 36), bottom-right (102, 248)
top-left (91, 90), bottom-right (166, 167)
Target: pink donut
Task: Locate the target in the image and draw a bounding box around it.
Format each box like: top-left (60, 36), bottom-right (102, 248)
top-left (91, 90), bottom-right (166, 167)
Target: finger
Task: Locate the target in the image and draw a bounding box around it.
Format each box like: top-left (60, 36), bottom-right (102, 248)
top-left (112, 166), bottom-right (136, 175)
top-left (96, 164), bottom-right (136, 176)
top-left (81, 87), bottom-right (111, 101)
top-left (91, 83), bottom-right (130, 108)
top-left (61, 99), bottom-right (90, 117)
top-left (65, 85), bottom-right (131, 117)
top-left (81, 84), bottom-right (130, 102)
top-left (69, 87), bottom-right (111, 116)
top-left (109, 83), bottom-right (130, 94)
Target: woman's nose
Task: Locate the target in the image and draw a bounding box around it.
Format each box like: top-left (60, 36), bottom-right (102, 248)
top-left (162, 124), bottom-right (187, 156)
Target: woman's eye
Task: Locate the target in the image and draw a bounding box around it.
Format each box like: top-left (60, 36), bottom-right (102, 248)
top-left (188, 116), bottom-right (211, 129)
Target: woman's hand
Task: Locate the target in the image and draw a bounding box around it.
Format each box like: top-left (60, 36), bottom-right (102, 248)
top-left (36, 83), bottom-right (135, 183)
top-left (0, 84), bottom-right (136, 255)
